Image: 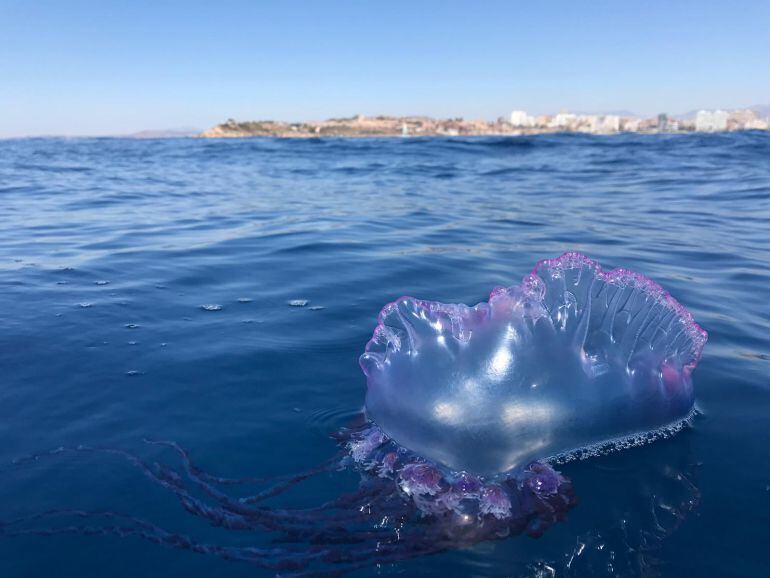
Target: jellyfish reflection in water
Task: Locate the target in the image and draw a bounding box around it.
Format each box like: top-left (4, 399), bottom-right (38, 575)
top-left (2, 253), bottom-right (707, 576)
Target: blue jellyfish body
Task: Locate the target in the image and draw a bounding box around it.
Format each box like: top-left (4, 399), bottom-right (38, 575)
top-left (358, 252), bottom-right (706, 518)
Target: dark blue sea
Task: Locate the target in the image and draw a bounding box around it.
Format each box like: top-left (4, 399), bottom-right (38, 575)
top-left (1, 133), bottom-right (768, 577)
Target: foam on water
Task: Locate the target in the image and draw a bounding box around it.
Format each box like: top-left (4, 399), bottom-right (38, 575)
top-left (544, 406), bottom-right (699, 466)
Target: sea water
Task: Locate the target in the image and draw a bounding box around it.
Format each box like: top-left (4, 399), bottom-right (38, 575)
top-left (0, 133), bottom-right (768, 576)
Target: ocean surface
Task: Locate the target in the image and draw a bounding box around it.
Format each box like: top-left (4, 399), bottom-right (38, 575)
top-left (0, 133), bottom-right (768, 577)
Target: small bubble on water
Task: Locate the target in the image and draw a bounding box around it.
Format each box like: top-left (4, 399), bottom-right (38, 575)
top-left (95, 280), bottom-right (110, 286)
top-left (125, 323), bottom-right (140, 329)
top-left (288, 299), bottom-right (309, 307)
top-left (78, 302), bottom-right (93, 308)
top-left (237, 297), bottom-right (253, 303)
top-left (160, 343), bottom-right (168, 347)
top-left (128, 341), bottom-right (138, 345)
top-left (293, 407), bottom-right (302, 413)
top-left (126, 370), bottom-right (144, 376)
top-left (200, 304), bottom-right (223, 311)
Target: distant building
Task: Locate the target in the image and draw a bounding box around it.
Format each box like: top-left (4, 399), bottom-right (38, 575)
top-left (745, 118), bottom-right (769, 130)
top-left (549, 112), bottom-right (577, 129)
top-left (509, 110), bottom-right (535, 127)
top-left (599, 115), bottom-right (620, 133)
top-left (695, 110), bottom-right (729, 132)
top-left (584, 115), bottom-right (600, 133)
top-left (657, 113), bottom-right (669, 131)
top-left (580, 114), bottom-right (619, 133)
top-left (678, 119), bottom-right (696, 132)
top-left (727, 109), bottom-right (758, 131)
top-left (621, 118), bottom-right (642, 132)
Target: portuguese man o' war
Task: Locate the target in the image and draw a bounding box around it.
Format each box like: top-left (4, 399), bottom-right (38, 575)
top-left (352, 251), bottom-right (706, 526)
top-left (361, 251), bottom-right (707, 475)
top-left (0, 253), bottom-right (707, 575)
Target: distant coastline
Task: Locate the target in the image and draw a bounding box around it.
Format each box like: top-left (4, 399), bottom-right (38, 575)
top-left (200, 116), bottom-right (550, 138)
top-left (200, 108), bottom-right (770, 138)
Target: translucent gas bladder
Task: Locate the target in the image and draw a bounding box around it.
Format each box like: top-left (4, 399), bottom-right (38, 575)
top-left (361, 252), bottom-right (707, 475)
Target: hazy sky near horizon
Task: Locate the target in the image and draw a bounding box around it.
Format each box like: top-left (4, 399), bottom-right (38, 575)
top-left (2, 0), bottom-right (769, 137)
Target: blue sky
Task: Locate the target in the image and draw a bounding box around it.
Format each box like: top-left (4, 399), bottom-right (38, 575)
top-left (1, 0), bottom-right (769, 136)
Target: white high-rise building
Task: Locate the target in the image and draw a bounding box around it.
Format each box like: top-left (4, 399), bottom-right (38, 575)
top-left (695, 110), bottom-right (729, 132)
top-left (509, 110), bottom-right (535, 127)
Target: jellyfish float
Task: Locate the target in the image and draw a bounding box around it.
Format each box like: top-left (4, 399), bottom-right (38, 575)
top-left (1, 253), bottom-right (707, 576)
